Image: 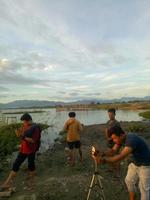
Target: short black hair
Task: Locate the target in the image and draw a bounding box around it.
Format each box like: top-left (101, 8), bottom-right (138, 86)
top-left (108, 108), bottom-right (116, 114)
top-left (68, 112), bottom-right (76, 118)
top-left (109, 126), bottom-right (125, 136)
top-left (20, 113), bottom-right (32, 121)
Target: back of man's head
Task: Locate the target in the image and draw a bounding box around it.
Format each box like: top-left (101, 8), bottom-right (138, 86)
top-left (68, 112), bottom-right (76, 118)
top-left (108, 108), bottom-right (116, 115)
top-left (109, 126), bottom-right (125, 136)
top-left (20, 113), bottom-right (32, 121)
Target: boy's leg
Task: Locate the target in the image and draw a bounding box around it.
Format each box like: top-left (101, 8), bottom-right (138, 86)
top-left (1, 171), bottom-right (17, 189)
top-left (78, 147), bottom-right (83, 162)
top-left (64, 147), bottom-right (71, 163)
top-left (27, 153), bottom-right (36, 189)
top-left (138, 166), bottom-right (150, 200)
top-left (129, 192), bottom-right (136, 200)
top-left (1, 153), bottom-right (27, 188)
top-left (76, 141), bottom-right (82, 162)
top-left (125, 163), bottom-right (138, 200)
top-left (67, 142), bottom-right (75, 166)
top-left (71, 149), bottom-right (76, 166)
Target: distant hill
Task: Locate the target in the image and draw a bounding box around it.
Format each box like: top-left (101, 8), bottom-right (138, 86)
top-left (0, 96), bottom-right (150, 109)
top-left (0, 100), bottom-right (65, 109)
top-left (75, 96), bottom-right (150, 104)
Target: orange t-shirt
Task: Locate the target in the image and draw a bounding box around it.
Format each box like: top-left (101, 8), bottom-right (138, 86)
top-left (64, 118), bottom-right (83, 142)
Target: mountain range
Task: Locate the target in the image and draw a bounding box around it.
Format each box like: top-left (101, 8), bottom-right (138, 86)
top-left (0, 96), bottom-right (150, 109)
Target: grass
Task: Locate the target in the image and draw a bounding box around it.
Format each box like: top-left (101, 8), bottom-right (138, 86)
top-left (124, 121), bottom-right (149, 132)
top-left (139, 111), bottom-right (150, 120)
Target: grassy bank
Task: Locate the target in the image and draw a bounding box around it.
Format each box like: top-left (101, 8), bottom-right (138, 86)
top-left (96, 101), bottom-right (150, 110)
top-left (56, 101), bottom-right (150, 111)
top-left (139, 110), bottom-right (150, 120)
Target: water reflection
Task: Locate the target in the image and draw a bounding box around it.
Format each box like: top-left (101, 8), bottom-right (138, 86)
top-left (1, 108), bottom-right (144, 151)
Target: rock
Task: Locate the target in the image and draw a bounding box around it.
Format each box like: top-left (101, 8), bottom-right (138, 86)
top-left (65, 188), bottom-right (69, 193)
top-left (31, 193), bottom-right (36, 200)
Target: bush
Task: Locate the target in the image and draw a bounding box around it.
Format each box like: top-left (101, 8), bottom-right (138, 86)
top-left (59, 130), bottom-right (67, 143)
top-left (139, 111), bottom-right (150, 120)
top-left (0, 123), bottom-right (49, 158)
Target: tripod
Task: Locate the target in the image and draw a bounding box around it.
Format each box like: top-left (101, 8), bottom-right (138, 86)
top-left (87, 158), bottom-right (106, 200)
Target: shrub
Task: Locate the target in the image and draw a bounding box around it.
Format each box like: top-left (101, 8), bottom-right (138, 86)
top-left (139, 111), bottom-right (150, 120)
top-left (0, 123), bottom-right (49, 158)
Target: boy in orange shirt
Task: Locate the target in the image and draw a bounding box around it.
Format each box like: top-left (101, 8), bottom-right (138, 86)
top-left (63, 112), bottom-right (83, 166)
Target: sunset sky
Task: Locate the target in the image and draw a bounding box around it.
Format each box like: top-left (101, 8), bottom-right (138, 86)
top-left (0, 0), bottom-right (150, 103)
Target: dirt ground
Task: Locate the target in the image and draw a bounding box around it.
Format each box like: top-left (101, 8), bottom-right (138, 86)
top-left (0, 121), bottom-right (150, 200)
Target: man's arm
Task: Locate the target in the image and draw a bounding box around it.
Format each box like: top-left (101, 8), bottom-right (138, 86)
top-left (102, 143), bottom-right (121, 157)
top-left (24, 127), bottom-right (40, 144)
top-left (15, 127), bottom-right (25, 137)
top-left (24, 137), bottom-right (34, 143)
top-left (78, 122), bottom-right (83, 132)
top-left (105, 128), bottom-right (109, 140)
top-left (104, 146), bottom-right (132, 163)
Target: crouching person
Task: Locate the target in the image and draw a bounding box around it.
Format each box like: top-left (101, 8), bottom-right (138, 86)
top-left (93, 126), bottom-right (150, 200)
top-left (1, 113), bottom-right (41, 190)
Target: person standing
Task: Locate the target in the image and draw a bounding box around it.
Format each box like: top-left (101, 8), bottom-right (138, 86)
top-left (1, 113), bottom-right (41, 190)
top-left (105, 108), bottom-right (121, 177)
top-left (63, 112), bottom-right (83, 166)
top-left (105, 108), bottom-right (121, 148)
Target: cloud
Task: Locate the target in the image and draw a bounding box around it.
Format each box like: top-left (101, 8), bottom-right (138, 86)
top-left (0, 0), bottom-right (150, 103)
top-left (0, 86), bottom-right (9, 92)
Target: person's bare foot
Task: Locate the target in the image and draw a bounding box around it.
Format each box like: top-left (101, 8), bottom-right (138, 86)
top-left (0, 184), bottom-right (11, 191)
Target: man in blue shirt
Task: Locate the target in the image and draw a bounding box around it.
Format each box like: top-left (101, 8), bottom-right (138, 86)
top-left (94, 126), bottom-right (150, 200)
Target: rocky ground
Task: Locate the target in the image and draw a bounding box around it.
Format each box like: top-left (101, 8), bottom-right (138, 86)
top-left (0, 121), bottom-right (150, 200)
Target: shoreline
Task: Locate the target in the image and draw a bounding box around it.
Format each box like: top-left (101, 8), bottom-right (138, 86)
top-left (0, 101), bottom-right (150, 112)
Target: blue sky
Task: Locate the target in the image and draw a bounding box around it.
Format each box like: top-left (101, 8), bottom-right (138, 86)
top-left (0, 0), bottom-right (150, 103)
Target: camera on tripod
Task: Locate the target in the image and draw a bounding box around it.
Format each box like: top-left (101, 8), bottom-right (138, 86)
top-left (87, 146), bottom-right (106, 200)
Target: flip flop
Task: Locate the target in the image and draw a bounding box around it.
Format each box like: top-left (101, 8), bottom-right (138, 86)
top-left (0, 186), bottom-right (16, 192)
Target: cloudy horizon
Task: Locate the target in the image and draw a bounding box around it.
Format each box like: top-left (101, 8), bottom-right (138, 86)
top-left (0, 0), bottom-right (150, 103)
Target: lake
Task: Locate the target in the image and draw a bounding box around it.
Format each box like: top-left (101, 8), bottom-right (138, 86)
top-left (0, 108), bottom-right (144, 151)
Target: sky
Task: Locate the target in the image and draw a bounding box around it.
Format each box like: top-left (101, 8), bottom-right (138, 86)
top-left (0, 0), bottom-right (150, 103)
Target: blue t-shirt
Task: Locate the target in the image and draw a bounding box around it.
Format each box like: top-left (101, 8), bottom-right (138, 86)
top-left (125, 133), bottom-right (150, 166)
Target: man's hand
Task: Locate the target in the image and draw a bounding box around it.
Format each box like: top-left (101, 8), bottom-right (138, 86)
top-left (94, 155), bottom-right (106, 164)
top-left (15, 127), bottom-right (24, 137)
top-left (92, 150), bottom-right (106, 164)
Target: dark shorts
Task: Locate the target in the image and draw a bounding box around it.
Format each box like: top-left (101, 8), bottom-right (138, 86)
top-left (67, 141), bottom-right (81, 150)
top-left (12, 152), bottom-right (35, 172)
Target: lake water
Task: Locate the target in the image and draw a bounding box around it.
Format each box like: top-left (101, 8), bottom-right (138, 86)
top-left (0, 108), bottom-right (144, 151)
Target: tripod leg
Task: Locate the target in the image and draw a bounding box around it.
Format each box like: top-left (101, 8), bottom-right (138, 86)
top-left (87, 174), bottom-right (95, 200)
top-left (97, 175), bottom-right (106, 200)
